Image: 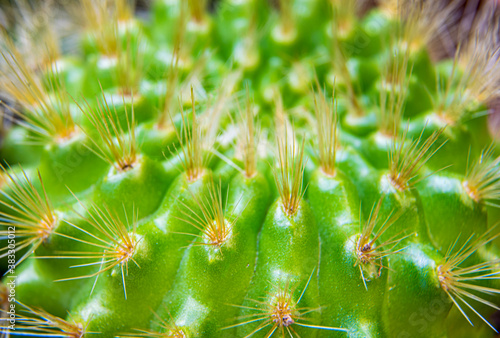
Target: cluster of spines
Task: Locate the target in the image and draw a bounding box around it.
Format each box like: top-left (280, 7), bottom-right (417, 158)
top-left (437, 227), bottom-right (500, 331)
top-left (239, 88), bottom-right (258, 179)
top-left (463, 145), bottom-right (500, 206)
top-left (313, 83), bottom-right (338, 177)
top-left (53, 201), bottom-right (141, 299)
top-left (226, 271), bottom-right (347, 337)
top-left (175, 177), bottom-right (239, 253)
top-left (0, 38), bottom-right (76, 144)
top-left (388, 127), bottom-right (445, 190)
top-left (0, 167), bottom-right (57, 270)
top-left (171, 88), bottom-right (205, 182)
top-left (378, 45), bottom-right (411, 137)
top-left (1, 301), bottom-right (88, 338)
top-left (272, 129), bottom-right (306, 217)
top-left (354, 198), bottom-right (406, 289)
top-left (76, 90), bottom-right (138, 172)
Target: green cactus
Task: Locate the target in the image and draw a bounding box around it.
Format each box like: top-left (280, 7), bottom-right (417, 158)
top-left (0, 0), bottom-right (500, 337)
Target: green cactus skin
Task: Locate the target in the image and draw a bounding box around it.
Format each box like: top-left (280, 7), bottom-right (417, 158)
top-left (0, 0), bottom-right (500, 337)
top-left (157, 172), bottom-right (271, 337)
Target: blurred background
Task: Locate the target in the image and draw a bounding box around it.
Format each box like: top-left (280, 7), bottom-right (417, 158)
top-left (0, 0), bottom-right (498, 135)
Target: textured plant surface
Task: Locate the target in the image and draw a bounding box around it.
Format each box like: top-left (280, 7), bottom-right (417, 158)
top-left (0, 0), bottom-right (500, 337)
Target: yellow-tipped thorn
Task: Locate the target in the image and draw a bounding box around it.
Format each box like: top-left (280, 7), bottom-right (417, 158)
top-left (463, 145), bottom-right (500, 207)
top-left (0, 301), bottom-right (91, 337)
top-left (0, 165), bottom-right (57, 273)
top-left (313, 80), bottom-right (338, 177)
top-left (272, 127), bottom-right (307, 217)
top-left (174, 177), bottom-right (243, 256)
top-left (76, 89), bottom-right (138, 173)
top-left (223, 270), bottom-right (347, 337)
top-left (0, 38), bottom-right (76, 144)
top-left (170, 87), bottom-right (205, 182)
top-left (388, 126), bottom-right (447, 190)
top-left (238, 86), bottom-right (258, 178)
top-left (354, 198), bottom-right (409, 290)
top-left (437, 226), bottom-right (500, 333)
top-left (379, 44), bottom-right (411, 137)
top-left (45, 200), bottom-right (141, 300)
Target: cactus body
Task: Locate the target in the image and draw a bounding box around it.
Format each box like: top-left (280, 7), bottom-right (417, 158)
top-left (1, 1), bottom-right (500, 337)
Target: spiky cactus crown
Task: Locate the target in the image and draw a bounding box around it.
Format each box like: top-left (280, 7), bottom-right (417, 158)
top-left (0, 0), bottom-right (500, 337)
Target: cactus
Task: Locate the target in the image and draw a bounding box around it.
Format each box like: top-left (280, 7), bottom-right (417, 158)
top-left (0, 0), bottom-right (500, 337)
